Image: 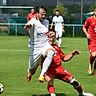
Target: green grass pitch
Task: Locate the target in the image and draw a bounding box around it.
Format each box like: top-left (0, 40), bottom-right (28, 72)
top-left (0, 36), bottom-right (96, 96)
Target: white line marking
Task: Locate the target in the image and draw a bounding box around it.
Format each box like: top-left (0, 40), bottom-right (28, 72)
top-left (0, 49), bottom-right (28, 52)
top-left (0, 49), bottom-right (89, 53)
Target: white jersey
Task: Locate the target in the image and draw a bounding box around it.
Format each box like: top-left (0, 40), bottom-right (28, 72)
top-left (26, 18), bottom-right (49, 48)
top-left (52, 15), bottom-right (64, 32)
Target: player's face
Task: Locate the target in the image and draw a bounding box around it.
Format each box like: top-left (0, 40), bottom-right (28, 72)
top-left (55, 11), bottom-right (60, 16)
top-left (49, 31), bottom-right (56, 44)
top-left (31, 9), bottom-right (35, 13)
top-left (38, 8), bottom-right (46, 21)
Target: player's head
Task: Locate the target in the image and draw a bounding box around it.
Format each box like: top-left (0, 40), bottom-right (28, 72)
top-left (48, 26), bottom-right (56, 44)
top-left (36, 6), bottom-right (47, 21)
top-left (31, 8), bottom-right (35, 13)
top-left (55, 10), bottom-right (60, 16)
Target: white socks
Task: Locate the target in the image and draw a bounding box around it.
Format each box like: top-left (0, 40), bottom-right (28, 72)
top-left (58, 38), bottom-right (62, 47)
top-left (51, 93), bottom-right (56, 96)
top-left (40, 50), bottom-right (54, 76)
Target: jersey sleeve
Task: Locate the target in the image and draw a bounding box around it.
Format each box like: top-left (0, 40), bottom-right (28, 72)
top-left (60, 16), bottom-right (64, 23)
top-left (26, 18), bottom-right (36, 26)
top-left (45, 19), bottom-right (49, 28)
top-left (52, 16), bottom-right (55, 22)
top-left (83, 18), bottom-right (90, 29)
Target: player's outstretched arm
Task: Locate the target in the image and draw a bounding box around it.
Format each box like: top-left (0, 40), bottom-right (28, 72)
top-left (63, 50), bottom-right (79, 62)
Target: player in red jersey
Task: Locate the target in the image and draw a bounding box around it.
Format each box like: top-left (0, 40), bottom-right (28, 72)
top-left (83, 8), bottom-right (96, 75)
top-left (27, 7), bottom-right (37, 21)
top-left (41, 29), bottom-right (94, 96)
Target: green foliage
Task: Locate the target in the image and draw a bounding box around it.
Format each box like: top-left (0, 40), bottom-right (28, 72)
top-left (89, 2), bottom-right (96, 11)
top-left (53, 2), bottom-right (68, 16)
top-left (67, 4), bottom-right (81, 13)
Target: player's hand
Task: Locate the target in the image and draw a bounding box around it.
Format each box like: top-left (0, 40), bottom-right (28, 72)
top-left (72, 50), bottom-right (79, 56)
top-left (86, 33), bottom-right (91, 39)
top-left (24, 24), bottom-right (32, 30)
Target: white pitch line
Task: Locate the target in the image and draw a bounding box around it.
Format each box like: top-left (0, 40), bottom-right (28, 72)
top-left (0, 49), bottom-right (28, 52)
top-left (0, 49), bottom-right (89, 53)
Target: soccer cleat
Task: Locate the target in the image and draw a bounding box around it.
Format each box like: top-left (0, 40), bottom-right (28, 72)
top-left (38, 75), bottom-right (44, 83)
top-left (51, 93), bottom-right (56, 96)
top-left (79, 92), bottom-right (94, 96)
top-left (26, 73), bottom-right (32, 82)
top-left (88, 64), bottom-right (94, 75)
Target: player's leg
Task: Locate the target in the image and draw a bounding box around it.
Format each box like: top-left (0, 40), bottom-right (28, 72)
top-left (57, 67), bottom-right (92, 96)
top-left (58, 31), bottom-right (63, 47)
top-left (26, 65), bottom-right (38, 82)
top-left (69, 77), bottom-right (94, 96)
top-left (38, 47), bottom-right (55, 82)
top-left (88, 54), bottom-right (95, 75)
top-left (57, 68), bottom-right (83, 94)
top-left (26, 47), bottom-right (41, 82)
top-left (55, 31), bottom-right (59, 45)
top-left (45, 74), bottom-right (56, 96)
top-left (91, 52), bottom-right (96, 75)
top-left (88, 41), bottom-right (96, 75)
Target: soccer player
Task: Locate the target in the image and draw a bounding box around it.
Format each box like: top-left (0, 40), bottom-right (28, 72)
top-left (24, 6), bottom-right (55, 82)
top-left (27, 7), bottom-right (37, 21)
top-left (41, 29), bottom-right (93, 96)
top-left (83, 8), bottom-right (96, 75)
top-left (51, 10), bottom-right (64, 47)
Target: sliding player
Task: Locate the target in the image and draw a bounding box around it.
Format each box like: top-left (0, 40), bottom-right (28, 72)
top-left (42, 29), bottom-right (94, 96)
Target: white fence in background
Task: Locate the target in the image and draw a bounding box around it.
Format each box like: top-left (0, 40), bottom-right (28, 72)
top-left (0, 23), bottom-right (83, 37)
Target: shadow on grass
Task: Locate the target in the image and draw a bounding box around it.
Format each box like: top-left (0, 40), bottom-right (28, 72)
top-left (32, 93), bottom-right (67, 96)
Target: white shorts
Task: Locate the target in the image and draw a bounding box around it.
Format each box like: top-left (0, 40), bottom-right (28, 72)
top-left (28, 43), bottom-right (54, 69)
top-left (56, 30), bottom-right (63, 38)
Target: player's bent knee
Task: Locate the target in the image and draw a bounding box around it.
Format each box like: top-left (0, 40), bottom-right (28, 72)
top-left (91, 52), bottom-right (96, 57)
top-left (70, 78), bottom-right (80, 89)
top-left (47, 49), bottom-right (55, 58)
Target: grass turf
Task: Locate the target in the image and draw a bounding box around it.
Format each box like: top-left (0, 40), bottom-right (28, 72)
top-left (0, 36), bottom-right (96, 96)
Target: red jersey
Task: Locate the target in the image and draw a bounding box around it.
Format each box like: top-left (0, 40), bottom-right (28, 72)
top-left (45, 44), bottom-right (72, 81)
top-left (83, 16), bottom-right (96, 40)
top-left (27, 13), bottom-right (37, 21)
top-left (49, 44), bottom-right (65, 68)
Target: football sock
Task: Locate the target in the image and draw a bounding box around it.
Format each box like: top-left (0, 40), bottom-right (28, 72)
top-left (40, 50), bottom-right (54, 76)
top-left (70, 78), bottom-right (83, 94)
top-left (75, 85), bottom-right (83, 94)
top-left (48, 85), bottom-right (55, 94)
top-left (58, 38), bottom-right (62, 47)
top-left (90, 55), bottom-right (95, 64)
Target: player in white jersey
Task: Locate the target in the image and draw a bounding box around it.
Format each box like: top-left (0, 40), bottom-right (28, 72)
top-left (51, 10), bottom-right (64, 47)
top-left (24, 6), bottom-right (55, 82)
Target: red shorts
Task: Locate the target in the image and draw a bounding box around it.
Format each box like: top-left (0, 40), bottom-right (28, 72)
top-left (46, 66), bottom-right (73, 82)
top-left (88, 39), bottom-right (96, 54)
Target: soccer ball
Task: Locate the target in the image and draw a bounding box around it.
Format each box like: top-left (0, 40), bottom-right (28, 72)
top-left (0, 83), bottom-right (4, 94)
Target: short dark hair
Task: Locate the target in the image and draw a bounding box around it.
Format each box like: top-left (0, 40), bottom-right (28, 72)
top-left (55, 10), bottom-right (59, 12)
top-left (49, 25), bottom-right (55, 32)
top-left (36, 6), bottom-right (47, 12)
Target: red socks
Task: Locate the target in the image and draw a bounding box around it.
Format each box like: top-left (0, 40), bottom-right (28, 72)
top-left (47, 85), bottom-right (55, 94)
